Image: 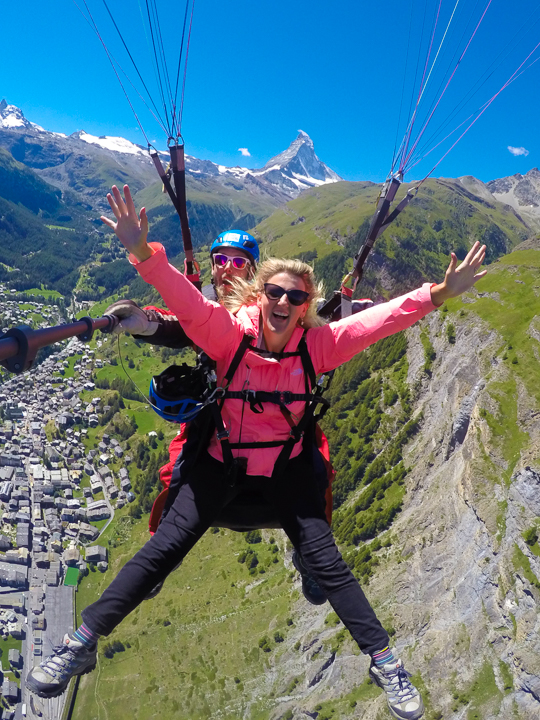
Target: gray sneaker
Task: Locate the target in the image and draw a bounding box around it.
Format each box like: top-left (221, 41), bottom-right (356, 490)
top-left (369, 657), bottom-right (424, 720)
top-left (26, 634), bottom-right (97, 698)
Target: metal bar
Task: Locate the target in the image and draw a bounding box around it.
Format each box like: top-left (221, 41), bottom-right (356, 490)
top-left (0, 316), bottom-right (116, 370)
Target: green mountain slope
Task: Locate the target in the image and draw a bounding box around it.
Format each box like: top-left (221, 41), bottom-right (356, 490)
top-left (133, 175), bottom-right (282, 256)
top-left (253, 178), bottom-right (531, 298)
top-left (0, 148), bottom-right (101, 293)
top-left (0, 145), bottom-right (61, 214)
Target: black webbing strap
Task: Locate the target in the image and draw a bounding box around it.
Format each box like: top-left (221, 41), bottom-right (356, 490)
top-left (222, 334), bottom-right (254, 386)
top-left (224, 390), bottom-right (316, 415)
top-left (150, 150), bottom-right (181, 216)
top-left (149, 145), bottom-right (201, 289)
top-left (378, 189), bottom-right (415, 232)
top-left (207, 334), bottom-right (254, 480)
top-left (229, 440), bottom-right (286, 449)
top-left (169, 144), bottom-right (195, 271)
top-left (270, 335), bottom-right (326, 480)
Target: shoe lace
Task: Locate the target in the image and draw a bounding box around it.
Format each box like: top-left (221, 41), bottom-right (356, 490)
top-left (386, 665), bottom-right (416, 702)
top-left (40, 643), bottom-right (79, 678)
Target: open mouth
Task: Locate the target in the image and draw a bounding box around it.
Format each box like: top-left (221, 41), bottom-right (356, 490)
top-left (272, 310), bottom-right (289, 322)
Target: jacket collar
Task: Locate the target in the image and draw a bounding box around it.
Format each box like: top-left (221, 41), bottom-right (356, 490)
top-left (238, 304), bottom-right (305, 363)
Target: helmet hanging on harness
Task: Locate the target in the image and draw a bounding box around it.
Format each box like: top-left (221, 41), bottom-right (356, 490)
top-left (148, 356), bottom-right (217, 423)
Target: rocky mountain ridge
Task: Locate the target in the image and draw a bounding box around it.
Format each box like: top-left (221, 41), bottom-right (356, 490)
top-left (0, 101), bottom-right (341, 212)
top-left (486, 168), bottom-right (540, 230)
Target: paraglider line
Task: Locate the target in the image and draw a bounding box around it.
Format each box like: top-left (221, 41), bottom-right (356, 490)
top-left (76, 0), bottom-right (154, 145)
top-left (173, 0), bottom-right (193, 136)
top-left (145, 0), bottom-right (173, 136)
top-left (401, 0), bottom-right (493, 173)
top-left (179, 0), bottom-right (195, 132)
top-left (406, 3), bottom-right (540, 167)
top-left (99, 0), bottom-right (168, 133)
top-left (420, 38), bottom-right (540, 182)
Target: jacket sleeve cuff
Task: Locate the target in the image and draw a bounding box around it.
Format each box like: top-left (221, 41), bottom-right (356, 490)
top-left (129, 242), bottom-right (165, 275)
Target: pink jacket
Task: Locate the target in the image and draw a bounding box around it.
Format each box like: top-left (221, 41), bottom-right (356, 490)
top-left (134, 243), bottom-right (436, 477)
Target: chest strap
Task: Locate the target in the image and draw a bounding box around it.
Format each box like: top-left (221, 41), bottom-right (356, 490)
top-left (208, 332), bottom-right (329, 483)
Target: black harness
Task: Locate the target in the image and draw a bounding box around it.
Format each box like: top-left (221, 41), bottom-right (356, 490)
top-left (207, 333), bottom-right (331, 485)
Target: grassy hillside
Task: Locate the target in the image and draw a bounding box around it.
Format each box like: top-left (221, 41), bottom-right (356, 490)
top-left (253, 178), bottom-right (531, 300)
top-left (133, 175), bottom-right (280, 258)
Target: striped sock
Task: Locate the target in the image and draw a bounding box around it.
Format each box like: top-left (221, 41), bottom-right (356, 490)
top-left (72, 623), bottom-right (100, 648)
top-left (372, 646), bottom-right (395, 667)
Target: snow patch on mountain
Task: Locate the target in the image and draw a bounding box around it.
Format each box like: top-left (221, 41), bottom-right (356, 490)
top-left (218, 166), bottom-right (251, 179)
top-left (0, 100), bottom-right (44, 132)
top-left (73, 131), bottom-right (147, 156)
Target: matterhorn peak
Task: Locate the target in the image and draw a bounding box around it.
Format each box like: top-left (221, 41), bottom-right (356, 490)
top-left (255, 131), bottom-right (341, 196)
top-left (296, 129), bottom-right (314, 147)
top-left (0, 100), bottom-right (43, 131)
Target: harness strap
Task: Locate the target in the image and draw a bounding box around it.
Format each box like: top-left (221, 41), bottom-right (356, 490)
top-left (297, 335), bottom-right (316, 390)
top-left (223, 334), bottom-right (254, 386)
top-left (169, 144), bottom-right (195, 270)
top-left (210, 332), bottom-right (330, 482)
top-left (224, 391), bottom-right (316, 401)
top-left (229, 440), bottom-right (286, 449)
top-left (150, 145), bottom-right (201, 289)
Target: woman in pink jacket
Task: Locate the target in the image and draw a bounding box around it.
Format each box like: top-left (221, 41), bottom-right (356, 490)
top-left (28, 186), bottom-right (486, 720)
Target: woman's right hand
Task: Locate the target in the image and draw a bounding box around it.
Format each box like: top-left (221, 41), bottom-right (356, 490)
top-left (101, 184), bottom-right (153, 262)
top-left (430, 241), bottom-right (487, 306)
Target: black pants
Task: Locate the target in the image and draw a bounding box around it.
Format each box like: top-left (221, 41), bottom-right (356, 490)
top-left (82, 451), bottom-right (389, 656)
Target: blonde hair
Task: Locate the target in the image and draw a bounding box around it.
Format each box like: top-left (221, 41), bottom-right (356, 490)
top-left (223, 257), bottom-right (326, 328)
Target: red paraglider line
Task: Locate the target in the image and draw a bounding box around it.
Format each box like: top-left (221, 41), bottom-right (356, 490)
top-left (399, 0), bottom-right (444, 173)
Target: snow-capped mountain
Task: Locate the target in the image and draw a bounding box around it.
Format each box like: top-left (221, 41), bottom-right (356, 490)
top-left (0, 100), bottom-right (44, 131)
top-left (70, 130), bottom-right (148, 157)
top-left (0, 101), bottom-right (342, 208)
top-left (253, 130), bottom-right (342, 194)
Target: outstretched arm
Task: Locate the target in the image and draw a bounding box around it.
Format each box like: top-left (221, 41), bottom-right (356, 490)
top-left (101, 185), bottom-right (153, 262)
top-left (101, 185), bottom-right (244, 361)
top-left (308, 242), bottom-right (488, 373)
top-left (103, 299), bottom-right (194, 349)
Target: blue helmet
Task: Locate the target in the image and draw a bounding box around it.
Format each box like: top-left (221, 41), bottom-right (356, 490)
top-left (211, 230), bottom-right (259, 265)
top-left (149, 364), bottom-right (206, 423)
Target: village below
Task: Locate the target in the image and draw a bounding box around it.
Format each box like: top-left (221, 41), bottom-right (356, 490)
top-left (0, 283), bottom-right (148, 719)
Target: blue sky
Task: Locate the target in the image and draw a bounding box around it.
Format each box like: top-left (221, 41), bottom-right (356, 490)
top-left (2, 0), bottom-right (540, 183)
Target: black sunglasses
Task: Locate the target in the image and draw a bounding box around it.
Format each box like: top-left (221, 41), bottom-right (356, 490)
top-left (263, 283), bottom-right (309, 307)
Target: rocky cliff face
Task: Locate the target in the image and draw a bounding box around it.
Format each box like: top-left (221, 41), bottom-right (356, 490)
top-left (255, 302), bottom-right (540, 720)
top-left (487, 169), bottom-right (540, 230)
top-left (378, 311), bottom-right (539, 719)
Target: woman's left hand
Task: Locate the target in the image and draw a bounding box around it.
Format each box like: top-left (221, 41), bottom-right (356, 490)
top-left (431, 241), bottom-right (487, 306)
top-left (101, 184), bottom-right (153, 262)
